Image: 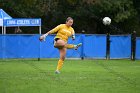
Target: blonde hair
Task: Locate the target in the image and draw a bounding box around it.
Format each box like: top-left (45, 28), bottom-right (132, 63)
top-left (66, 17), bottom-right (73, 22)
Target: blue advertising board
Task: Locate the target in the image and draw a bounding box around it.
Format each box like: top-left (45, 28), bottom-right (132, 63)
top-left (4, 18), bottom-right (41, 26)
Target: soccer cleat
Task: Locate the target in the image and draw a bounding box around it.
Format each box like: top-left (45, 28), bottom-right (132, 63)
top-left (74, 43), bottom-right (82, 50)
top-left (55, 70), bottom-right (60, 74)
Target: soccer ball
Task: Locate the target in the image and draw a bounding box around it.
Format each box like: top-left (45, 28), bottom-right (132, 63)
top-left (103, 17), bottom-right (111, 25)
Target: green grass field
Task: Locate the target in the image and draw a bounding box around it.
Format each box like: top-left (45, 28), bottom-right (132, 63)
top-left (0, 59), bottom-right (140, 93)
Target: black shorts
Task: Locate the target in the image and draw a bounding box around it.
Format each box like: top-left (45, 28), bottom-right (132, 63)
top-left (54, 38), bottom-right (60, 42)
top-left (53, 38), bottom-right (60, 48)
top-left (53, 38), bottom-right (60, 45)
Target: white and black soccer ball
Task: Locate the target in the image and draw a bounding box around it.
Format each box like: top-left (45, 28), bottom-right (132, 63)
top-left (103, 17), bottom-right (111, 25)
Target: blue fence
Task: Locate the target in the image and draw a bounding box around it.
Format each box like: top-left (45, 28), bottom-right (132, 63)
top-left (0, 34), bottom-right (140, 59)
top-left (110, 35), bottom-right (131, 59)
top-left (136, 37), bottom-right (140, 60)
top-left (83, 35), bottom-right (106, 58)
top-left (0, 35), bottom-right (40, 58)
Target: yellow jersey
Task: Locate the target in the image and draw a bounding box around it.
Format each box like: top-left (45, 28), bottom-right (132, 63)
top-left (49, 24), bottom-right (75, 42)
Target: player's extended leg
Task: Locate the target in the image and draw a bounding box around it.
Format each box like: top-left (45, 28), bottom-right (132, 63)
top-left (65, 43), bottom-right (82, 50)
top-left (55, 47), bottom-right (67, 74)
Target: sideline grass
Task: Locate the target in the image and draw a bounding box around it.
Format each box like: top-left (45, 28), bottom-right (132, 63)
top-left (0, 59), bottom-right (140, 93)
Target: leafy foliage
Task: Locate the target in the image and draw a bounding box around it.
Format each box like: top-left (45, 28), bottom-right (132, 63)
top-left (0, 0), bottom-right (140, 35)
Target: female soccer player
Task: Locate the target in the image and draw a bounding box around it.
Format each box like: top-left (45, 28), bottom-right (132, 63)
top-left (39, 17), bottom-right (82, 74)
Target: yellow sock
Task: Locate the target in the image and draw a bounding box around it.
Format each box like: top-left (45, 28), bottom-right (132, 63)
top-left (65, 44), bottom-right (75, 49)
top-left (56, 59), bottom-right (64, 71)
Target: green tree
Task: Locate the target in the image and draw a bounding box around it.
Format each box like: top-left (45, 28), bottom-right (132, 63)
top-left (0, 0), bottom-right (140, 35)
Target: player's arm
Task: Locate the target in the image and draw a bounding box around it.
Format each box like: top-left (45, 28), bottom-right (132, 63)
top-left (44, 25), bottom-right (61, 36)
top-left (71, 28), bottom-right (75, 40)
top-left (39, 25), bottom-right (61, 41)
